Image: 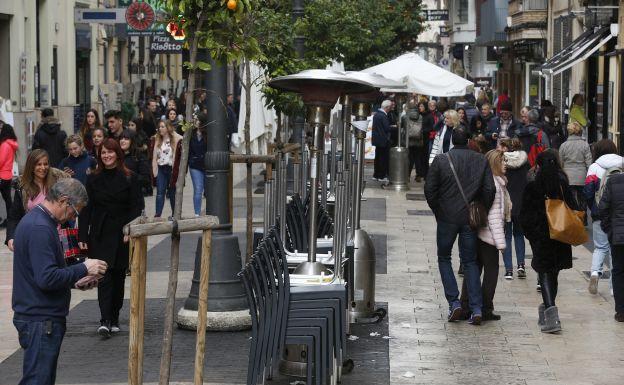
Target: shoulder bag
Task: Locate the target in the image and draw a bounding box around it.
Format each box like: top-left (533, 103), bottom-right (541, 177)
top-left (446, 153), bottom-right (488, 230)
top-left (545, 187), bottom-right (588, 246)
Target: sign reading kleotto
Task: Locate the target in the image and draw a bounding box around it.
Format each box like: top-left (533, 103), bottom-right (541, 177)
top-left (150, 35), bottom-right (183, 54)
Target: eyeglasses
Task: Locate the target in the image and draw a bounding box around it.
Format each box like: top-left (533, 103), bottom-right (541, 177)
top-left (67, 201), bottom-right (79, 217)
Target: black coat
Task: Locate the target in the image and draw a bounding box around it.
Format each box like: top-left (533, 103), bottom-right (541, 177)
top-left (485, 116), bottom-right (521, 149)
top-left (79, 168), bottom-right (144, 269)
top-left (32, 117), bottom-right (68, 167)
top-left (598, 173), bottom-right (624, 245)
top-left (424, 146), bottom-right (496, 225)
top-left (372, 110), bottom-right (391, 147)
top-left (504, 152), bottom-right (531, 218)
top-left (520, 172), bottom-right (576, 273)
top-left (124, 154), bottom-right (151, 192)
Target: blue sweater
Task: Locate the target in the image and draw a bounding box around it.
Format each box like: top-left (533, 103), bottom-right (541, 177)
top-left (12, 205), bottom-right (87, 321)
top-left (58, 151), bottom-right (97, 185)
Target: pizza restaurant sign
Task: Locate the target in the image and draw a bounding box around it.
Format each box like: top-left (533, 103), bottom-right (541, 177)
top-left (150, 35), bottom-right (183, 54)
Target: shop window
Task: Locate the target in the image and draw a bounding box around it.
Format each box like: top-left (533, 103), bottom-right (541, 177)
top-left (455, 0), bottom-right (468, 24)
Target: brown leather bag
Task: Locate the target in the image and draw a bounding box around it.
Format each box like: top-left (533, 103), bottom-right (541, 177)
top-left (545, 190), bottom-right (588, 246)
top-left (446, 153), bottom-right (488, 230)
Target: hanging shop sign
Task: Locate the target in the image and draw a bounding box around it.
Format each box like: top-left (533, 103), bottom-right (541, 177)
top-left (427, 10), bottom-right (449, 21)
top-left (150, 35), bottom-right (183, 54)
top-left (126, 0), bottom-right (166, 36)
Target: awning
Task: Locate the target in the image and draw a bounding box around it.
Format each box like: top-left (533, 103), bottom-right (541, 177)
top-left (540, 25), bottom-right (617, 77)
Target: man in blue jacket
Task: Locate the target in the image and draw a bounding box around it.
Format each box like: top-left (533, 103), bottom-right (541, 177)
top-left (485, 100), bottom-right (521, 150)
top-left (372, 100), bottom-right (393, 182)
top-left (12, 178), bottom-right (107, 385)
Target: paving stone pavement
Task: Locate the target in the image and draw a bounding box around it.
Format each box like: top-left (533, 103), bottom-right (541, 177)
top-left (1, 164), bottom-right (623, 385)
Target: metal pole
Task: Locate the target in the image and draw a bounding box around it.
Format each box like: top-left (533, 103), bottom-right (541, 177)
top-left (264, 179), bottom-right (271, 235)
top-left (280, 153), bottom-right (287, 246)
top-left (321, 152), bottom-right (328, 208)
top-left (353, 129), bottom-right (366, 229)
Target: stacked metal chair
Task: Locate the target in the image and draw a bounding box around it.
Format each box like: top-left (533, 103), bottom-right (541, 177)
top-left (239, 227), bottom-right (348, 385)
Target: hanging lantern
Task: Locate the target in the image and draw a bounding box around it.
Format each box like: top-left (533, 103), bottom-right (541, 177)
top-left (172, 27), bottom-right (186, 41)
top-left (166, 21), bottom-right (178, 34)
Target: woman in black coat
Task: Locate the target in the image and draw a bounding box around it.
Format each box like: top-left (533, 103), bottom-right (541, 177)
top-left (79, 138), bottom-right (144, 338)
top-left (120, 129), bottom-right (151, 195)
top-left (520, 149), bottom-right (578, 334)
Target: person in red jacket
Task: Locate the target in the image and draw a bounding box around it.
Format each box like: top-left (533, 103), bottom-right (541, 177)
top-left (0, 121), bottom-right (18, 226)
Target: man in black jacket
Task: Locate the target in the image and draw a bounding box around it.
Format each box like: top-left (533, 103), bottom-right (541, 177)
top-left (425, 128), bottom-right (496, 325)
top-left (372, 100), bottom-right (393, 181)
top-left (485, 101), bottom-right (521, 150)
top-left (598, 172), bottom-right (624, 322)
top-left (32, 108), bottom-right (68, 167)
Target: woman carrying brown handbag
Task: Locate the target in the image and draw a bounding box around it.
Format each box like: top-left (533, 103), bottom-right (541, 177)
top-left (520, 149), bottom-right (579, 333)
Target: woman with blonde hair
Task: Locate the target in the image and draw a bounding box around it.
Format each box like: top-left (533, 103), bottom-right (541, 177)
top-left (559, 121), bottom-right (592, 221)
top-left (5, 149), bottom-right (68, 250)
top-left (429, 109), bottom-right (460, 164)
top-left (151, 119), bottom-right (182, 217)
top-left (460, 149), bottom-right (510, 321)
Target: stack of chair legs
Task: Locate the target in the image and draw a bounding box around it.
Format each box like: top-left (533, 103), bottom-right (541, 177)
top-left (238, 226), bottom-right (348, 385)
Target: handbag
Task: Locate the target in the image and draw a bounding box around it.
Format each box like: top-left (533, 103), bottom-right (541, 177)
top-left (446, 153), bottom-right (488, 230)
top-left (58, 222), bottom-right (86, 266)
top-left (545, 190), bottom-right (588, 246)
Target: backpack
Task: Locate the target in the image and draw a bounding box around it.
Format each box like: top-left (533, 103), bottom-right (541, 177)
top-left (595, 163), bottom-right (623, 206)
top-left (405, 113), bottom-right (423, 147)
top-left (527, 130), bottom-right (545, 167)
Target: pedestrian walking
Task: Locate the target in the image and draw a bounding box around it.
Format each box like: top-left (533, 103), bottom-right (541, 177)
top-left (104, 110), bottom-right (125, 141)
top-left (518, 109), bottom-right (550, 164)
top-left (485, 101), bottom-right (520, 150)
top-left (428, 110), bottom-right (461, 165)
top-left (422, 99), bottom-right (442, 158)
top-left (90, 127), bottom-right (106, 160)
top-left (372, 100), bottom-right (393, 182)
top-left (597, 166), bottom-right (624, 322)
top-left (0, 121), bottom-right (18, 227)
top-left (164, 108), bottom-right (183, 136)
top-left (425, 128), bottom-right (496, 325)
top-left (12, 178), bottom-right (107, 385)
top-left (520, 149), bottom-right (579, 333)
top-left (78, 139), bottom-right (145, 338)
top-left (151, 119), bottom-right (182, 217)
top-left (402, 102), bottom-right (426, 182)
top-left (127, 117), bottom-right (149, 157)
top-left (58, 135), bottom-right (97, 186)
top-left (32, 108), bottom-right (68, 167)
top-left (120, 130), bottom-right (151, 196)
top-left (584, 139), bottom-right (621, 295)
top-left (559, 122), bottom-right (592, 221)
top-left (460, 149), bottom-right (509, 321)
top-left (79, 109), bottom-right (103, 153)
top-left (501, 138), bottom-right (530, 280)
top-left (6, 149), bottom-right (69, 251)
top-left (456, 107), bottom-right (469, 129)
top-left (189, 113), bottom-right (208, 216)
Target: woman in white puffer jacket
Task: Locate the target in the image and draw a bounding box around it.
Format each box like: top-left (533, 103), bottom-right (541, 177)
top-left (461, 149), bottom-right (510, 321)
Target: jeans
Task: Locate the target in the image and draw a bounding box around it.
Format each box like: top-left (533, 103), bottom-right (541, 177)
top-left (436, 221), bottom-right (482, 314)
top-left (503, 217), bottom-right (525, 270)
top-left (461, 240), bottom-right (500, 314)
top-left (612, 245), bottom-right (624, 314)
top-left (13, 318), bottom-right (66, 385)
top-left (189, 168), bottom-right (205, 216)
top-left (373, 146), bottom-right (390, 179)
top-left (591, 220), bottom-right (613, 289)
top-left (98, 267), bottom-right (126, 324)
top-left (155, 165), bottom-right (175, 217)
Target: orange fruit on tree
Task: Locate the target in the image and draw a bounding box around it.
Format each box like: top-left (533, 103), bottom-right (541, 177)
top-left (227, 0), bottom-right (237, 10)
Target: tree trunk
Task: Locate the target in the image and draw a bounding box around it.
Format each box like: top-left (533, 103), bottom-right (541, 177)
top-left (244, 59), bottom-right (253, 261)
top-left (159, 13), bottom-right (206, 385)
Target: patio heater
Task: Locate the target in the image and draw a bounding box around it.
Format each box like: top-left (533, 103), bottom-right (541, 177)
top-left (386, 93), bottom-right (410, 191)
top-left (269, 69), bottom-right (375, 276)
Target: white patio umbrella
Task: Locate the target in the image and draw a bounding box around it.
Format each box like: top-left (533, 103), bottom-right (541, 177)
top-left (362, 52), bottom-right (474, 97)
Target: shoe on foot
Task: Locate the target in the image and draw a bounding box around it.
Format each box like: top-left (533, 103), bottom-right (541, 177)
top-left (468, 313), bottom-right (482, 325)
top-left (588, 272), bottom-right (599, 294)
top-left (540, 306), bottom-right (561, 333)
top-left (615, 313), bottom-right (624, 322)
top-left (415, 176), bottom-right (422, 183)
top-left (517, 264), bottom-right (526, 279)
top-left (97, 322), bottom-right (111, 338)
top-left (483, 312), bottom-right (501, 321)
top-left (448, 303), bottom-right (464, 322)
top-left (111, 324), bottom-right (120, 333)
top-left (504, 270), bottom-right (513, 280)
top-left (536, 281), bottom-right (541, 292)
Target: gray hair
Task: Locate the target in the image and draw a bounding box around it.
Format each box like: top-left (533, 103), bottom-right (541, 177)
top-left (381, 100), bottom-right (392, 109)
top-left (47, 178), bottom-right (88, 207)
top-left (527, 109), bottom-right (540, 123)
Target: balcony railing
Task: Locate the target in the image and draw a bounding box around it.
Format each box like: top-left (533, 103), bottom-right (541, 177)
top-left (509, 0), bottom-right (548, 15)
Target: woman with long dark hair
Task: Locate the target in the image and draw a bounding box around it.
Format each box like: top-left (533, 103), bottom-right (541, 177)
top-left (520, 149), bottom-right (579, 333)
top-left (189, 113), bottom-right (208, 216)
top-left (79, 108), bottom-right (103, 152)
top-left (120, 130), bottom-right (151, 195)
top-left (78, 138), bottom-right (144, 337)
top-left (0, 122), bottom-right (18, 226)
top-left (6, 149), bottom-right (68, 250)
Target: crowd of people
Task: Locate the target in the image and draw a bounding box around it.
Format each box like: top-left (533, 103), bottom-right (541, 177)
top-left (412, 90), bottom-right (624, 331)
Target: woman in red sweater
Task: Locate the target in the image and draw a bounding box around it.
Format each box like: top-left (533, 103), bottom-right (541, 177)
top-left (0, 121), bottom-right (18, 226)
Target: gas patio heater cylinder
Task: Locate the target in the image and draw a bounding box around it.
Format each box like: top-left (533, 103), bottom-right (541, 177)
top-left (387, 94), bottom-right (410, 191)
top-left (269, 69), bottom-right (375, 276)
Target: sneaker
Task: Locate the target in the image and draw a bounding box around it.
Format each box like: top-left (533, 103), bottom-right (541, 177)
top-left (111, 324), bottom-right (120, 333)
top-left (615, 313), bottom-right (624, 322)
top-left (483, 312), bottom-right (501, 321)
top-left (447, 303), bottom-right (464, 322)
top-left (504, 270), bottom-right (513, 280)
top-left (468, 313), bottom-right (482, 325)
top-left (588, 272), bottom-right (599, 295)
top-left (371, 177), bottom-right (379, 182)
top-left (380, 177), bottom-right (389, 183)
top-left (536, 281), bottom-right (541, 292)
top-left (97, 322), bottom-right (111, 339)
top-left (415, 176), bottom-right (422, 183)
top-left (517, 265), bottom-right (526, 279)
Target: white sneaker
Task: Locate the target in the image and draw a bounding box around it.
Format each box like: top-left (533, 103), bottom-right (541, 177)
top-left (111, 325), bottom-right (120, 333)
top-left (589, 272), bottom-right (599, 294)
top-left (97, 324), bottom-right (111, 338)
